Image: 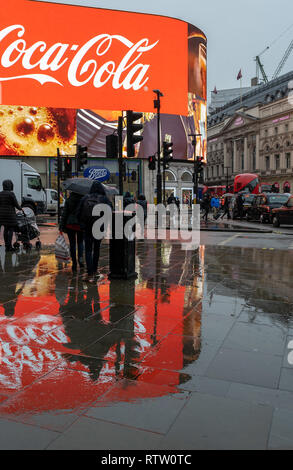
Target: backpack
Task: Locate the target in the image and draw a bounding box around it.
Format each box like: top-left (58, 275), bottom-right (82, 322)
top-left (80, 194), bottom-right (104, 226)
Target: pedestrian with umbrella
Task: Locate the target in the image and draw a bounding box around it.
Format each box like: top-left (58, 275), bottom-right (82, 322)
top-left (76, 181), bottom-right (112, 283)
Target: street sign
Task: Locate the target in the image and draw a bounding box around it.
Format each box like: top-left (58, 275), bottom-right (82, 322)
top-left (84, 166), bottom-right (110, 182)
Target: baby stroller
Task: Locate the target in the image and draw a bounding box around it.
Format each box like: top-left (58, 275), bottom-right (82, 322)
top-left (14, 207), bottom-right (41, 251)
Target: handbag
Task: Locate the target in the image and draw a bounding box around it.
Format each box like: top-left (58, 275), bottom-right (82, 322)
top-left (55, 233), bottom-right (71, 263)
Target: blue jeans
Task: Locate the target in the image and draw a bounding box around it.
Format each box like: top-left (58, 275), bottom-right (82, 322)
top-left (67, 229), bottom-right (84, 266)
top-left (84, 230), bottom-right (101, 276)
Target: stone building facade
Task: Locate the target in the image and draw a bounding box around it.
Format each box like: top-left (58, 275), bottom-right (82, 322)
top-left (206, 71), bottom-right (293, 192)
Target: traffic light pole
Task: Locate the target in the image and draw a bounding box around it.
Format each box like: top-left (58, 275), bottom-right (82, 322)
top-left (57, 147), bottom-right (61, 224)
top-left (153, 90), bottom-right (163, 204)
top-left (163, 160), bottom-right (166, 205)
top-left (189, 133), bottom-right (202, 204)
top-left (118, 115), bottom-right (123, 196)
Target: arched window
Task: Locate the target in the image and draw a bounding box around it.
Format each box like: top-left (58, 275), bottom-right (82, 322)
top-left (181, 172), bottom-right (192, 182)
top-left (165, 170), bottom-right (176, 182)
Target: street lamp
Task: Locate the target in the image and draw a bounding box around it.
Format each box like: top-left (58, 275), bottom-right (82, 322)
top-left (189, 133), bottom-right (202, 204)
top-left (224, 166), bottom-right (231, 193)
top-left (153, 89), bottom-right (163, 204)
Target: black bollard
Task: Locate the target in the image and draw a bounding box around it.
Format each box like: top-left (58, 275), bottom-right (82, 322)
top-left (109, 210), bottom-right (137, 280)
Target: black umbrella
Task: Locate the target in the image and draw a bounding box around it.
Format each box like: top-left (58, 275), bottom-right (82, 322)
top-left (62, 178), bottom-right (118, 198)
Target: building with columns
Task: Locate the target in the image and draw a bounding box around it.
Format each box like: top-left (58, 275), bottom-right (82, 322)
top-left (206, 71), bottom-right (293, 192)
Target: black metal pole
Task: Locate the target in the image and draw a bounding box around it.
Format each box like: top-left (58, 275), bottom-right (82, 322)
top-left (118, 115), bottom-right (123, 196)
top-left (57, 148), bottom-right (61, 224)
top-left (189, 133), bottom-right (202, 204)
top-left (156, 105), bottom-right (162, 204)
top-left (153, 90), bottom-right (163, 204)
top-left (163, 160), bottom-right (166, 205)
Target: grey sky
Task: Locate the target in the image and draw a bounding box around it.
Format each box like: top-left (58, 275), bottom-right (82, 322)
top-left (34, 0), bottom-right (293, 98)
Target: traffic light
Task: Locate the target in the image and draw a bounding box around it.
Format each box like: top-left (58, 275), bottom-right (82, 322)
top-left (77, 145), bottom-right (88, 171)
top-left (131, 170), bottom-right (137, 182)
top-left (106, 134), bottom-right (118, 158)
top-left (195, 157), bottom-right (204, 174)
top-left (54, 157), bottom-right (60, 174)
top-left (163, 141), bottom-right (173, 169)
top-left (148, 155), bottom-right (156, 170)
top-left (64, 157), bottom-right (72, 179)
top-left (122, 161), bottom-right (127, 181)
top-left (126, 110), bottom-right (143, 158)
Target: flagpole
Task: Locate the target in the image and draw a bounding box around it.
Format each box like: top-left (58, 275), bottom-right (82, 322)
top-left (240, 76), bottom-right (243, 106)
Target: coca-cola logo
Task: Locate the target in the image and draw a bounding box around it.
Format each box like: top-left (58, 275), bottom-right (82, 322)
top-left (0, 24), bottom-right (159, 91)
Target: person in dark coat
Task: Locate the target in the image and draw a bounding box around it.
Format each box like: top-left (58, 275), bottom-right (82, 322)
top-left (137, 194), bottom-right (147, 221)
top-left (0, 180), bottom-right (22, 251)
top-left (123, 191), bottom-right (135, 209)
top-left (221, 196), bottom-right (231, 220)
top-left (202, 194), bottom-right (211, 223)
top-left (167, 193), bottom-right (176, 205)
top-left (59, 191), bottom-right (84, 272)
top-left (77, 181), bottom-right (112, 282)
top-left (236, 194), bottom-right (244, 220)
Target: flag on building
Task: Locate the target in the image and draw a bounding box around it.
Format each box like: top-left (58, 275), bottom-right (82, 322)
top-left (237, 69), bottom-right (242, 80)
top-left (213, 86), bottom-right (218, 94)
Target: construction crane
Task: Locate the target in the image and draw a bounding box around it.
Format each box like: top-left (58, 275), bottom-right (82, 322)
top-left (254, 47), bottom-right (270, 85)
top-left (272, 39), bottom-right (293, 79)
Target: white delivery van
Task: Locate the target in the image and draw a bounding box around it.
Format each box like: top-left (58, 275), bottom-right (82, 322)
top-left (44, 189), bottom-right (64, 216)
top-left (0, 159), bottom-right (46, 214)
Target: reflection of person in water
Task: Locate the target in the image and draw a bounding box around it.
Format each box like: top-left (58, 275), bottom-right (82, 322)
top-left (0, 248), bottom-right (40, 317)
top-left (58, 277), bottom-right (138, 382)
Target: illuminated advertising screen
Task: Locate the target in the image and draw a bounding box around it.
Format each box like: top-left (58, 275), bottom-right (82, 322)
top-left (0, 0), bottom-right (206, 159)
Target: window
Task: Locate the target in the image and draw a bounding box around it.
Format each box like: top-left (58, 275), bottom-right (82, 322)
top-left (252, 146), bottom-right (256, 170)
top-left (275, 154), bottom-right (280, 170)
top-left (181, 172), bottom-right (192, 182)
top-left (27, 176), bottom-right (42, 190)
top-left (286, 153), bottom-right (291, 169)
top-left (241, 153), bottom-right (244, 170)
top-left (51, 191), bottom-right (58, 201)
top-left (264, 129), bottom-right (268, 137)
top-left (275, 127), bottom-right (278, 135)
top-left (165, 171), bottom-right (176, 182)
top-left (285, 124), bottom-right (289, 132)
top-left (265, 156), bottom-right (270, 171)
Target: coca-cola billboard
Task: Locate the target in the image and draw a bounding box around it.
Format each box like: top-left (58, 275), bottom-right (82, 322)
top-left (0, 0), bottom-right (207, 159)
top-left (0, 0), bottom-right (189, 114)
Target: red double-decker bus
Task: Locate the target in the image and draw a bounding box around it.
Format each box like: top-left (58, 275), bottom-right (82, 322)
top-left (234, 174), bottom-right (260, 194)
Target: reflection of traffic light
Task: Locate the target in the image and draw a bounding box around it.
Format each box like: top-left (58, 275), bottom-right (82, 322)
top-left (131, 170), bottom-right (137, 181)
top-left (148, 155), bottom-right (156, 170)
top-left (163, 141), bottom-right (173, 169)
top-left (77, 145), bottom-right (88, 171)
top-left (126, 110), bottom-right (143, 158)
top-left (64, 157), bottom-right (72, 179)
top-left (106, 134), bottom-right (118, 158)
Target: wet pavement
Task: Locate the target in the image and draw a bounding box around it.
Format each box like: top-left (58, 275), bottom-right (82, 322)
top-left (0, 239), bottom-right (293, 449)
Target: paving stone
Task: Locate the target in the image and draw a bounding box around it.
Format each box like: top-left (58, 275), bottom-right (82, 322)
top-left (0, 417), bottom-right (59, 450)
top-left (47, 416), bottom-right (163, 450)
top-left (206, 348), bottom-right (283, 388)
top-left (160, 392), bottom-right (273, 450)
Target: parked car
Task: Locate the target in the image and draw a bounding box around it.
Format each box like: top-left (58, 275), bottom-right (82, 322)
top-left (246, 193), bottom-right (291, 223)
top-left (230, 192), bottom-right (253, 219)
top-left (271, 195), bottom-right (293, 227)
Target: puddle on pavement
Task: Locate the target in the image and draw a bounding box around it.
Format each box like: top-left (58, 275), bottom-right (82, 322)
top-left (0, 242), bottom-right (292, 422)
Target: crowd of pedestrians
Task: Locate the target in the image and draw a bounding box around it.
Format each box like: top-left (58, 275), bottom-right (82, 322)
top-left (60, 185), bottom-right (148, 282)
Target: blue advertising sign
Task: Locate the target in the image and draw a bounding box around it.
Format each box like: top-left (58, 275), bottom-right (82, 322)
top-left (84, 166), bottom-right (110, 182)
